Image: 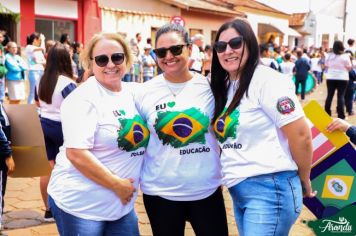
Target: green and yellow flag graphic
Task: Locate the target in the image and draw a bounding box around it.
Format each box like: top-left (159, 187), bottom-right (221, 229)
top-left (117, 115), bottom-right (150, 151)
top-left (154, 108), bottom-right (209, 148)
top-left (213, 108), bottom-right (240, 143)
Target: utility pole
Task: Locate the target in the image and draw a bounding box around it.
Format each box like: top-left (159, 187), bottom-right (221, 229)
top-left (343, 0), bottom-right (347, 42)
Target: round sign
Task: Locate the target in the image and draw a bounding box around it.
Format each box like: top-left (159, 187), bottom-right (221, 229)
top-left (170, 16), bottom-right (185, 27)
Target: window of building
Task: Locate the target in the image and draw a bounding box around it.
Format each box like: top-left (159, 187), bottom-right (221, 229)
top-left (211, 30), bottom-right (217, 45)
top-left (151, 27), bottom-right (158, 48)
top-left (35, 18), bottom-right (75, 42)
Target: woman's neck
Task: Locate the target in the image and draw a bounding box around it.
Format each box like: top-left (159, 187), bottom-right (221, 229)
top-left (164, 70), bottom-right (192, 83)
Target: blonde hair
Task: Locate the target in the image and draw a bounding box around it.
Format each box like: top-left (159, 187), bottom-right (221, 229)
top-left (80, 32), bottom-right (132, 71)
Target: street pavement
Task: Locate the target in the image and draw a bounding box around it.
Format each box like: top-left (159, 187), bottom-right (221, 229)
top-left (2, 81), bottom-right (355, 236)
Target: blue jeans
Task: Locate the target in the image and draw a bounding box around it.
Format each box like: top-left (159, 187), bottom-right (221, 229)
top-left (27, 70), bottom-right (43, 104)
top-left (0, 77), bottom-right (5, 103)
top-left (122, 73), bottom-right (132, 82)
top-left (49, 195), bottom-right (139, 236)
top-left (228, 171), bottom-right (302, 236)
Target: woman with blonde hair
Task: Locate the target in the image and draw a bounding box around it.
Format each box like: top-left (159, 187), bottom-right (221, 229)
top-left (48, 33), bottom-right (149, 235)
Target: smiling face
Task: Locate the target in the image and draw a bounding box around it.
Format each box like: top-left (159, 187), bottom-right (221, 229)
top-left (155, 31), bottom-right (190, 81)
top-left (216, 27), bottom-right (249, 79)
top-left (91, 38), bottom-right (126, 92)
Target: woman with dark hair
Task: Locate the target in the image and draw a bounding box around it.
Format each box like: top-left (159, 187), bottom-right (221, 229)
top-left (25, 32), bottom-right (46, 104)
top-left (210, 19), bottom-right (316, 235)
top-left (324, 40), bottom-right (352, 118)
top-left (37, 43), bottom-right (77, 222)
top-left (135, 23), bottom-right (228, 236)
top-left (59, 33), bottom-right (70, 45)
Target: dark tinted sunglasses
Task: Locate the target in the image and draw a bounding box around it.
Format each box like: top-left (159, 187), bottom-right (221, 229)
top-left (214, 36), bottom-right (243, 53)
top-left (91, 53), bottom-right (125, 67)
top-left (153, 44), bottom-right (187, 58)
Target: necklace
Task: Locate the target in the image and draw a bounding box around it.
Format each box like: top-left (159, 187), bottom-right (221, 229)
top-left (165, 79), bottom-right (188, 97)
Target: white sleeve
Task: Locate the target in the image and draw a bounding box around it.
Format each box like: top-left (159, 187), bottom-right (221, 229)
top-left (61, 98), bottom-right (98, 149)
top-left (259, 75), bottom-right (304, 128)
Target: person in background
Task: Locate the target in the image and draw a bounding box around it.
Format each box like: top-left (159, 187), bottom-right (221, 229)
top-left (4, 42), bottom-right (28, 104)
top-left (45, 40), bottom-right (56, 59)
top-left (310, 52), bottom-right (322, 84)
top-left (71, 41), bottom-right (84, 81)
top-left (47, 32), bottom-right (148, 235)
top-left (25, 32), bottom-right (46, 104)
top-left (0, 103), bottom-right (15, 234)
top-left (189, 34), bottom-right (204, 74)
top-left (294, 49), bottom-right (311, 100)
top-left (344, 50), bottom-right (356, 116)
top-left (327, 118), bottom-right (356, 144)
top-left (259, 43), bottom-right (280, 71)
top-left (135, 23), bottom-right (228, 236)
top-left (210, 19), bottom-right (315, 236)
top-left (141, 44), bottom-right (156, 82)
top-left (36, 43), bottom-right (77, 222)
top-left (346, 38), bottom-right (355, 56)
top-left (202, 45), bottom-right (213, 76)
top-left (280, 53), bottom-right (295, 78)
top-left (59, 33), bottom-right (71, 46)
top-left (0, 31), bottom-right (7, 103)
top-left (324, 40), bottom-right (352, 119)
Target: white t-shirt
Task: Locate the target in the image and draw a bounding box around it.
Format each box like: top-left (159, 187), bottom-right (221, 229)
top-left (25, 45), bottom-right (45, 71)
top-left (214, 65), bottom-right (303, 188)
top-left (135, 73), bottom-right (222, 201)
top-left (48, 77), bottom-right (149, 221)
top-left (280, 61), bottom-right (295, 77)
top-left (38, 75), bottom-right (76, 122)
top-left (310, 57), bottom-right (322, 72)
top-left (325, 53), bottom-right (351, 81)
top-left (190, 44), bottom-right (203, 72)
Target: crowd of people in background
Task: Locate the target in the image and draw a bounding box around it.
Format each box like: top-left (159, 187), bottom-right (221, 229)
top-left (0, 22), bottom-right (355, 235)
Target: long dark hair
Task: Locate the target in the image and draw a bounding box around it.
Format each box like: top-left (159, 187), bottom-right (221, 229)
top-left (26, 32), bottom-right (40, 45)
top-left (332, 40), bottom-right (344, 55)
top-left (38, 43), bottom-right (73, 104)
top-left (211, 19), bottom-right (259, 123)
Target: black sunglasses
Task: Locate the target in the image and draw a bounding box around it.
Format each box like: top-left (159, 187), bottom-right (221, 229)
top-left (153, 44), bottom-right (188, 58)
top-left (214, 36), bottom-right (243, 53)
top-left (91, 53), bottom-right (125, 67)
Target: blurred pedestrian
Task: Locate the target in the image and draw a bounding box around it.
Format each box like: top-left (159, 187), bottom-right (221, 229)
top-left (59, 33), bottom-right (71, 46)
top-left (344, 51), bottom-right (356, 116)
top-left (47, 32), bottom-right (148, 235)
top-left (5, 42), bottom-right (28, 104)
top-left (280, 53), bottom-right (295, 78)
top-left (202, 45), bottom-right (213, 76)
top-left (25, 32), bottom-right (46, 104)
top-left (0, 31), bottom-right (7, 103)
top-left (141, 44), bottom-right (156, 82)
top-left (189, 34), bottom-right (204, 74)
top-left (294, 50), bottom-right (311, 100)
top-left (135, 23), bottom-right (228, 236)
top-left (211, 19), bottom-right (315, 236)
top-left (324, 40), bottom-right (352, 119)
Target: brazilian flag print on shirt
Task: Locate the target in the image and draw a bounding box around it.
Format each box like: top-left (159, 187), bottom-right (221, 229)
top-left (117, 115), bottom-right (150, 151)
top-left (213, 108), bottom-right (240, 143)
top-left (154, 108), bottom-right (209, 148)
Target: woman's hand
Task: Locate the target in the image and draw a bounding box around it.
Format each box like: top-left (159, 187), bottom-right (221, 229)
top-left (301, 178), bottom-right (317, 198)
top-left (6, 156), bottom-right (15, 175)
top-left (112, 177), bottom-right (136, 205)
top-left (326, 118), bottom-right (351, 133)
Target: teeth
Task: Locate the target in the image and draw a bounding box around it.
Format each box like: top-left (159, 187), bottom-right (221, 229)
top-left (226, 57), bottom-right (238, 62)
top-left (165, 61), bottom-right (177, 65)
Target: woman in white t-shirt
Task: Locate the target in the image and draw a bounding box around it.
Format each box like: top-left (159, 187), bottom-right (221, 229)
top-left (135, 23), bottom-right (228, 236)
top-left (210, 19), bottom-right (316, 236)
top-left (25, 32), bottom-right (46, 104)
top-left (36, 43), bottom-right (77, 222)
top-left (47, 33), bottom-right (149, 235)
top-left (324, 40), bottom-right (352, 119)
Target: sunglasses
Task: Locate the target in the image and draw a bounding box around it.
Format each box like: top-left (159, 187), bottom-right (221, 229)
top-left (91, 53), bottom-right (125, 67)
top-left (153, 44), bottom-right (187, 58)
top-left (214, 36), bottom-right (243, 53)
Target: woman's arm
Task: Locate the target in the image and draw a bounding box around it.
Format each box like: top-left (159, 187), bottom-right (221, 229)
top-left (281, 117), bottom-right (317, 198)
top-left (66, 148), bottom-right (135, 205)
